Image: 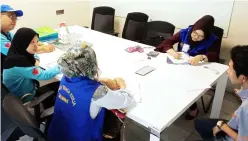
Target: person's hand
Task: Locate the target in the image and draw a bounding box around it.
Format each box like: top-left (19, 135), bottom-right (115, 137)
top-left (35, 60), bottom-right (40, 66)
top-left (188, 55), bottom-right (203, 66)
top-left (172, 52), bottom-right (182, 59)
top-left (99, 78), bottom-right (120, 90)
top-left (114, 78), bottom-right (126, 89)
top-left (213, 126), bottom-right (221, 136)
top-left (167, 49), bottom-right (181, 59)
top-left (40, 44), bottom-right (55, 53)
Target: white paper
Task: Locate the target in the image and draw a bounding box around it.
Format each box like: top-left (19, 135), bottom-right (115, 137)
top-left (167, 52), bottom-right (190, 64)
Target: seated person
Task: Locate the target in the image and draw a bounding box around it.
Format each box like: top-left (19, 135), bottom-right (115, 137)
top-left (47, 45), bottom-right (134, 141)
top-left (3, 28), bottom-right (60, 103)
top-left (156, 15), bottom-right (218, 120)
top-left (1, 4), bottom-right (54, 56)
top-left (195, 45), bottom-right (248, 141)
top-left (156, 15), bottom-right (217, 65)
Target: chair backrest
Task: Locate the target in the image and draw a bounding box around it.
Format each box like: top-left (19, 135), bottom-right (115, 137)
top-left (210, 26), bottom-right (224, 55)
top-left (1, 83), bottom-right (12, 135)
top-left (3, 95), bottom-right (46, 139)
top-left (146, 21), bottom-right (175, 38)
top-left (144, 21), bottom-right (175, 46)
top-left (91, 6), bottom-right (115, 33)
top-left (122, 12), bottom-right (149, 41)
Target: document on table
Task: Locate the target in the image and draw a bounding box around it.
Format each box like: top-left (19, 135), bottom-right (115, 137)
top-left (38, 49), bottom-right (64, 69)
top-left (167, 52), bottom-right (190, 64)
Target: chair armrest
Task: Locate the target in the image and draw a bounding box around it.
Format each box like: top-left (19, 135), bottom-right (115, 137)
top-left (40, 106), bottom-right (54, 118)
top-left (29, 91), bottom-right (55, 108)
top-left (207, 52), bottom-right (219, 63)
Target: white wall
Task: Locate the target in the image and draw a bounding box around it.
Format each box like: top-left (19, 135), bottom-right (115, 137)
top-left (112, 1), bottom-right (248, 64)
top-left (91, 0), bottom-right (234, 37)
top-left (1, 0), bottom-right (91, 32)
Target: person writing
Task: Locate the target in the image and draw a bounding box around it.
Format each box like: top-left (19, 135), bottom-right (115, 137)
top-left (3, 28), bottom-right (60, 103)
top-left (47, 45), bottom-right (134, 141)
top-left (156, 15), bottom-right (218, 65)
top-left (156, 15), bottom-right (218, 120)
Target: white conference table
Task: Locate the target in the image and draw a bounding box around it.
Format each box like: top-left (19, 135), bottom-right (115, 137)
top-left (38, 25), bottom-right (228, 141)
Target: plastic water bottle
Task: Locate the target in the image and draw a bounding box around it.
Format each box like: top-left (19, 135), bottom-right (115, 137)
top-left (58, 22), bottom-right (70, 44)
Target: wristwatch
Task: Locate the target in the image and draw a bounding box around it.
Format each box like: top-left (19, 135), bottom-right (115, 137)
top-left (217, 121), bottom-right (225, 130)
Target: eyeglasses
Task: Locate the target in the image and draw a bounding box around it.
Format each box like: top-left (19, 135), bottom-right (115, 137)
top-left (1, 12), bottom-right (18, 21)
top-left (192, 31), bottom-right (204, 39)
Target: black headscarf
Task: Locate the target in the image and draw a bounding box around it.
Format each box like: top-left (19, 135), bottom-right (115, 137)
top-left (188, 15), bottom-right (215, 47)
top-left (4, 27), bottom-right (39, 69)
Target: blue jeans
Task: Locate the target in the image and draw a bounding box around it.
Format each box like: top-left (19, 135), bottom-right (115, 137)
top-left (194, 119), bottom-right (228, 141)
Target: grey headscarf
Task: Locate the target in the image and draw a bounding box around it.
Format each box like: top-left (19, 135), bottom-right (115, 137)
top-left (57, 43), bottom-right (98, 79)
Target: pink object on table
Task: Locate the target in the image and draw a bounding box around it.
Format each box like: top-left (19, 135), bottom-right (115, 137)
top-left (125, 46), bottom-right (144, 53)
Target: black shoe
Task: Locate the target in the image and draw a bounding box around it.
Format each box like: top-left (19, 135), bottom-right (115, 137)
top-left (185, 109), bottom-right (199, 120)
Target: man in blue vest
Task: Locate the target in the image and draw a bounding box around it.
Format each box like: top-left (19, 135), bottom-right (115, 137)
top-left (1, 4), bottom-right (55, 56)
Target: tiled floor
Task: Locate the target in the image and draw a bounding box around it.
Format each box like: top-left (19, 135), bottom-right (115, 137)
top-left (124, 90), bottom-right (241, 141)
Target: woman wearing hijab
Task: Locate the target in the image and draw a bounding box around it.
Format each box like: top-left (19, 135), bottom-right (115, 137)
top-left (3, 27), bottom-right (60, 103)
top-left (156, 15), bottom-right (218, 120)
top-left (156, 15), bottom-right (217, 65)
top-left (47, 45), bottom-right (134, 141)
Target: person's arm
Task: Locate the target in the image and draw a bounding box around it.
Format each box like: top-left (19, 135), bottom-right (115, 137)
top-left (156, 32), bottom-right (180, 53)
top-left (12, 65), bottom-right (60, 80)
top-left (221, 124), bottom-right (238, 140)
top-left (36, 44), bottom-right (55, 54)
top-left (92, 85), bottom-right (134, 109)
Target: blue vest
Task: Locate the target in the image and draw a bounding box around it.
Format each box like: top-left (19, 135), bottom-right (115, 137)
top-left (48, 76), bottom-right (105, 141)
top-left (178, 27), bottom-right (218, 56)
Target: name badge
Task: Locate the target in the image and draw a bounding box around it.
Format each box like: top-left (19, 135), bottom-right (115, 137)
top-left (182, 44), bottom-right (190, 52)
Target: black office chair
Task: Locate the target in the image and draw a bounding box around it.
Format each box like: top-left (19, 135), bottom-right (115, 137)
top-left (3, 90), bottom-right (56, 141)
top-left (122, 12), bottom-right (149, 42)
top-left (1, 83), bottom-right (26, 141)
top-left (91, 6), bottom-right (118, 36)
top-left (143, 21), bottom-right (175, 46)
top-left (207, 26), bottom-right (224, 63)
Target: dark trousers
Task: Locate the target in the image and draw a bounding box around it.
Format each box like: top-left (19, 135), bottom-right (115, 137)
top-left (190, 102), bottom-right (198, 110)
top-left (103, 110), bottom-right (122, 141)
top-left (194, 119), bottom-right (228, 141)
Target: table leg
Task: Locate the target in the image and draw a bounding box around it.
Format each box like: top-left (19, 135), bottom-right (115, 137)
top-left (149, 128), bottom-right (160, 141)
top-left (150, 133), bottom-right (160, 141)
top-left (210, 72), bottom-right (228, 118)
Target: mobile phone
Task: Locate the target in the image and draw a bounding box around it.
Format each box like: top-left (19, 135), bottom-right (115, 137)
top-left (135, 66), bottom-right (156, 76)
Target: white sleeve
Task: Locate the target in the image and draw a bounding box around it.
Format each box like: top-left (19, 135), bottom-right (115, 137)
top-left (91, 85), bottom-right (134, 110)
